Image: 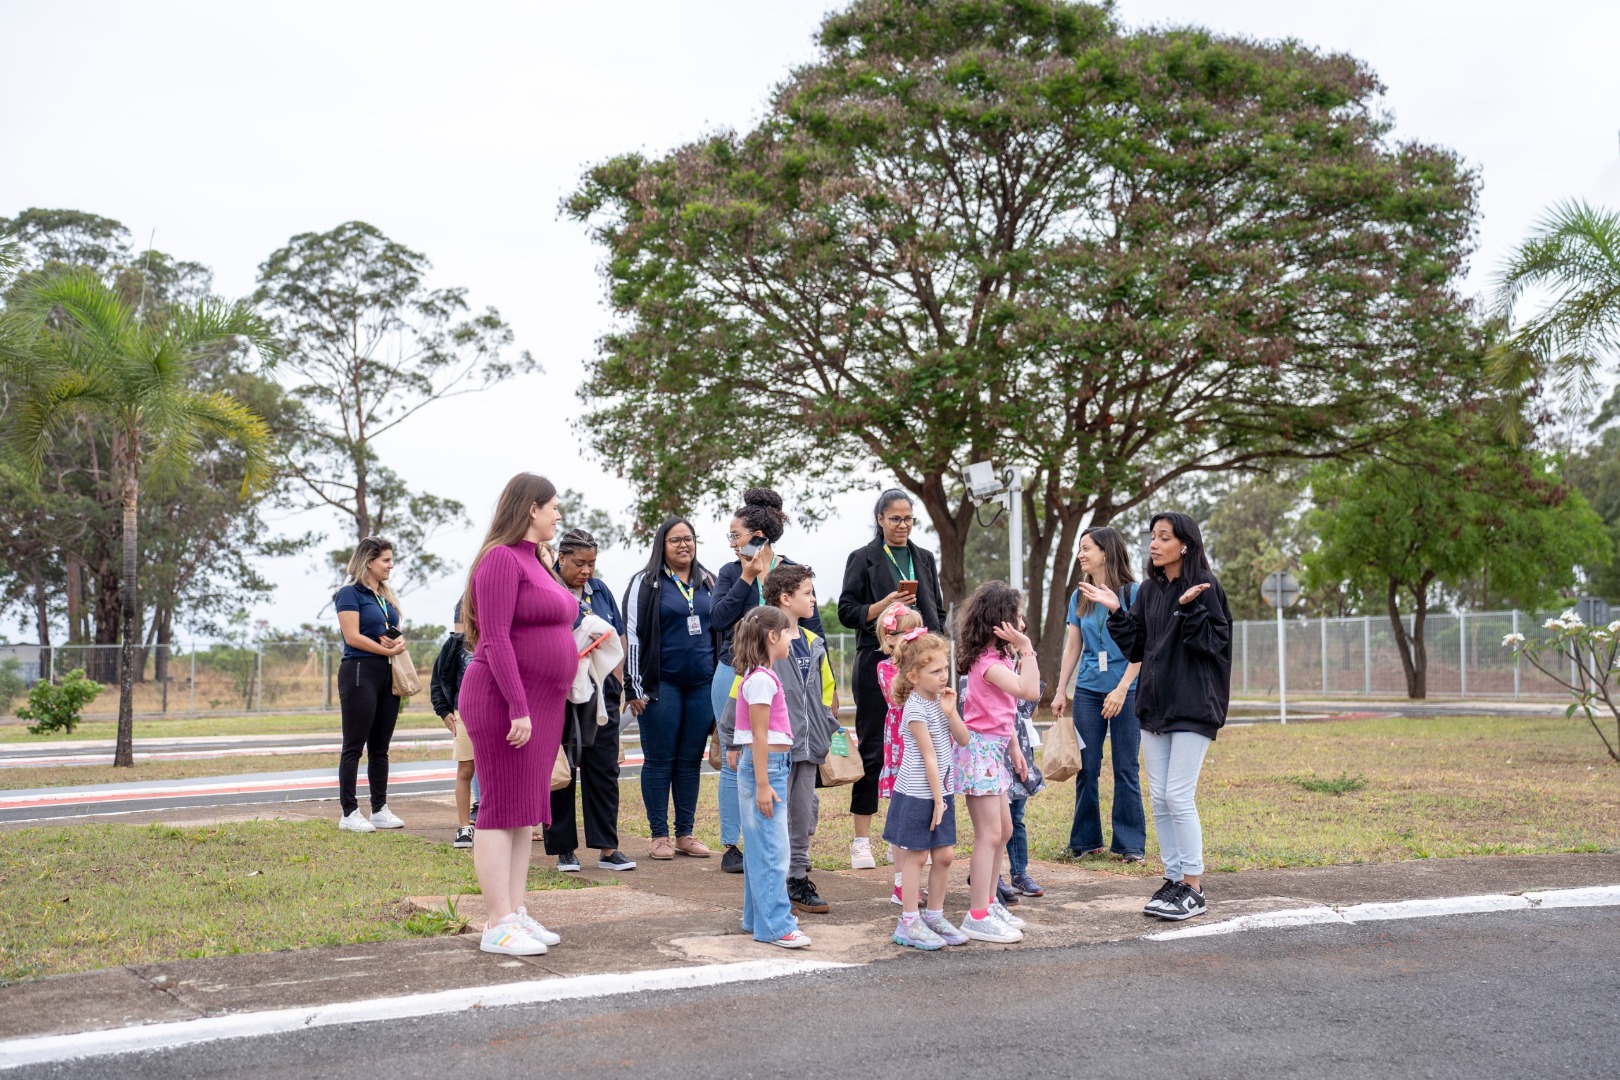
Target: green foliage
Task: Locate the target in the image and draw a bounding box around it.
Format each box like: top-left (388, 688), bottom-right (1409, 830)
top-left (818, 600), bottom-right (852, 635)
top-left (1564, 427), bottom-right (1620, 603)
top-left (1290, 772), bottom-right (1368, 796)
top-left (0, 657), bottom-right (25, 714)
top-left (401, 895), bottom-right (469, 937)
top-left (1204, 473), bottom-right (1316, 620)
top-left (1503, 612), bottom-right (1620, 763)
top-left (15, 668), bottom-right (103, 735)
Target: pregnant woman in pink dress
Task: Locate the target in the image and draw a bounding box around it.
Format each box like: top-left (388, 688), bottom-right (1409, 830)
top-left (459, 473), bottom-right (578, 956)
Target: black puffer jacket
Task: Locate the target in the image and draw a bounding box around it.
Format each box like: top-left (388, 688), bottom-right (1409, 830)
top-left (1106, 571), bottom-right (1232, 741)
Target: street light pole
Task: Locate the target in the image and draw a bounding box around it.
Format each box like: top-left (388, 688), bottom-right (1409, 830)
top-left (1005, 467), bottom-right (1024, 596)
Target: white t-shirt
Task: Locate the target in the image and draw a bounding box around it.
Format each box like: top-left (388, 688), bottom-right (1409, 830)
top-left (731, 669), bottom-right (794, 746)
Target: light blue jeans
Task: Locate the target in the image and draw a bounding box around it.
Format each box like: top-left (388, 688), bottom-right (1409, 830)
top-left (711, 662), bottom-right (739, 848)
top-left (1140, 730), bottom-right (1212, 880)
top-left (737, 748), bottom-right (796, 943)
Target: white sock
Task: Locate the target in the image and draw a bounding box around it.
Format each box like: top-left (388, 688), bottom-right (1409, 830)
top-left (923, 908), bottom-right (943, 920)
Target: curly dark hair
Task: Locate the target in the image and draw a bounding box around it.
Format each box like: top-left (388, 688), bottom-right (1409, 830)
top-left (734, 487), bottom-right (789, 544)
top-left (763, 563), bottom-right (814, 607)
top-left (955, 580), bottom-right (1021, 676)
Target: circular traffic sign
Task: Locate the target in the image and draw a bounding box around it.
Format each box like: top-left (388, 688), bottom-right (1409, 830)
top-left (1261, 571), bottom-right (1300, 609)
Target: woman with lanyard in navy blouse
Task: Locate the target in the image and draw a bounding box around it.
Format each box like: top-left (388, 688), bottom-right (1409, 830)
top-left (332, 535), bottom-right (409, 833)
top-left (623, 518), bottom-right (718, 860)
top-left (543, 528), bottom-right (637, 872)
top-left (838, 489), bottom-right (944, 869)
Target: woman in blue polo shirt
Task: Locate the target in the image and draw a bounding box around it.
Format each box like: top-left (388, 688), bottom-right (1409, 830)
top-left (622, 518), bottom-right (717, 860)
top-left (1052, 526), bottom-right (1146, 860)
top-left (332, 536), bottom-right (410, 833)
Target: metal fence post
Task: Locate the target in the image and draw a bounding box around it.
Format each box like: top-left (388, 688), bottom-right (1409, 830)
top-left (1459, 610), bottom-right (1467, 698)
top-left (322, 643), bottom-right (330, 710)
top-left (1363, 615), bottom-right (1371, 694)
top-left (190, 647), bottom-right (196, 714)
top-left (1320, 617), bottom-right (1329, 693)
top-left (1241, 621), bottom-right (1250, 692)
top-left (1512, 609), bottom-right (1521, 698)
top-left (49, 646), bottom-right (55, 685)
top-left (255, 645), bottom-right (263, 712)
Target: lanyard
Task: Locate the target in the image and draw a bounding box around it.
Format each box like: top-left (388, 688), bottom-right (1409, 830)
top-left (755, 556), bottom-right (781, 604)
top-left (883, 544), bottom-right (912, 580)
top-left (373, 591), bottom-right (391, 627)
top-left (577, 581), bottom-right (596, 614)
top-left (666, 569), bottom-right (696, 612)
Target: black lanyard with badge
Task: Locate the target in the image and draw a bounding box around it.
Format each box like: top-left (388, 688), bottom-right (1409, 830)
top-left (666, 569), bottom-right (703, 636)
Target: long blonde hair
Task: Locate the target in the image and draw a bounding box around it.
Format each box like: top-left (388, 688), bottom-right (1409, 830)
top-left (890, 632), bottom-right (948, 703)
top-left (462, 473), bottom-right (557, 650)
top-left (345, 536), bottom-right (400, 614)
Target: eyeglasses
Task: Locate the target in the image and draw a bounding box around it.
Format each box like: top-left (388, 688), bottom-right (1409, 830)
top-left (884, 516), bottom-right (915, 527)
top-left (726, 531), bottom-right (746, 543)
top-left (667, 536), bottom-right (697, 547)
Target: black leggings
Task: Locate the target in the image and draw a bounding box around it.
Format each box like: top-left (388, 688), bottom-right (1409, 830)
top-left (338, 656), bottom-right (401, 815)
top-left (849, 648), bottom-right (887, 817)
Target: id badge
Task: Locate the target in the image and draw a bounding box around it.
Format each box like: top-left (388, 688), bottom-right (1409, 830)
top-left (687, 615), bottom-right (702, 636)
top-left (1098, 652), bottom-right (1108, 673)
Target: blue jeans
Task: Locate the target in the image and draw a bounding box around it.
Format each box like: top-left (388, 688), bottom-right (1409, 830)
top-left (1068, 686), bottom-right (1146, 856)
top-left (738, 748), bottom-right (796, 942)
top-left (1141, 730), bottom-right (1211, 880)
top-left (710, 663), bottom-right (739, 848)
top-left (1007, 797), bottom-right (1029, 876)
top-left (639, 680), bottom-right (713, 838)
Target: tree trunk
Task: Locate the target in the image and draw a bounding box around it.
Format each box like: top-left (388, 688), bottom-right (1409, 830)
top-left (65, 556), bottom-right (84, 643)
top-left (915, 475), bottom-right (975, 609)
top-left (1386, 575), bottom-right (1432, 700)
top-left (115, 451), bottom-right (139, 768)
top-left (91, 554), bottom-right (121, 684)
top-left (30, 562), bottom-right (51, 685)
top-left (1033, 489), bottom-right (1088, 705)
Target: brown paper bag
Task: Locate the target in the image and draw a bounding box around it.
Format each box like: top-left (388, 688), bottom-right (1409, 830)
top-left (707, 722), bottom-right (724, 773)
top-left (1041, 713), bottom-right (1081, 783)
top-left (550, 746), bottom-right (572, 792)
top-left (389, 648), bottom-right (423, 697)
top-left (818, 728), bottom-right (864, 787)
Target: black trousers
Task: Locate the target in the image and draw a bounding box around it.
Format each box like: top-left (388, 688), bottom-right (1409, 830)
top-left (848, 648), bottom-right (887, 817)
top-left (337, 656), bottom-right (401, 815)
top-left (543, 703), bottom-right (622, 854)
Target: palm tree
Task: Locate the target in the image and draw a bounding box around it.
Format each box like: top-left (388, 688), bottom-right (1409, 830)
top-left (1492, 199), bottom-right (1620, 427)
top-left (3, 270), bottom-right (280, 766)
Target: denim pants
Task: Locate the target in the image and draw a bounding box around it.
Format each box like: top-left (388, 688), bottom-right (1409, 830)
top-left (1140, 729), bottom-right (1212, 880)
top-left (710, 663), bottom-right (739, 848)
top-left (639, 680), bottom-right (713, 838)
top-left (1007, 797), bottom-right (1029, 877)
top-left (1068, 687), bottom-right (1146, 856)
top-left (738, 748), bottom-right (797, 942)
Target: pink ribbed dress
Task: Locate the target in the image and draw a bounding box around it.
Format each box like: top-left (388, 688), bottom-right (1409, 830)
top-left (459, 541), bottom-right (577, 829)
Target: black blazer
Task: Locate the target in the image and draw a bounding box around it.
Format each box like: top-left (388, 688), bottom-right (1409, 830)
top-left (838, 538), bottom-right (945, 653)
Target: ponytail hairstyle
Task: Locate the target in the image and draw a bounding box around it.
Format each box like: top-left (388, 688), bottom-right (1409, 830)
top-left (731, 605), bottom-right (794, 674)
top-left (890, 630), bottom-right (948, 702)
top-left (1149, 511), bottom-right (1213, 585)
top-left (734, 487), bottom-right (789, 544)
top-left (462, 472), bottom-right (557, 651)
top-left (955, 580), bottom-right (1022, 675)
top-left (876, 602), bottom-right (924, 656)
top-left (1076, 526), bottom-right (1137, 620)
top-left (345, 536), bottom-right (400, 615)
top-left (872, 488), bottom-right (913, 540)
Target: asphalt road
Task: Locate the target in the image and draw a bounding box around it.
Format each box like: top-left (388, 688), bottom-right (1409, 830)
top-left (17, 906), bottom-right (1618, 1080)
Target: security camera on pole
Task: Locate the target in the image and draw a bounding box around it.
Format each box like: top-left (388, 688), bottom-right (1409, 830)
top-left (963, 461), bottom-right (1024, 595)
top-left (1261, 571), bottom-right (1301, 724)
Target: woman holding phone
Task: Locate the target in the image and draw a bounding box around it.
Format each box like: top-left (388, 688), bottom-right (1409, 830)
top-left (333, 535), bottom-right (409, 833)
top-left (838, 488), bottom-right (944, 869)
top-left (709, 488), bottom-right (824, 873)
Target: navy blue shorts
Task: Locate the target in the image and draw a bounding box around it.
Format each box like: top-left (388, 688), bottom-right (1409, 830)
top-left (882, 790), bottom-right (956, 851)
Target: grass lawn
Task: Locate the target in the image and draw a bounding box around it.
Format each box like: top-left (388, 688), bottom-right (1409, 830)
top-left (0, 710), bottom-right (442, 744)
top-left (0, 747), bottom-right (451, 791)
top-left (0, 821), bottom-right (595, 984)
top-left (616, 714), bottom-right (1619, 875)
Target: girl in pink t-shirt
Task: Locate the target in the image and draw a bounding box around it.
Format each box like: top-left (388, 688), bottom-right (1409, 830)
top-left (952, 581), bottom-right (1040, 944)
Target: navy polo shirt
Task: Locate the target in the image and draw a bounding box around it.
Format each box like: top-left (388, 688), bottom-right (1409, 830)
top-left (658, 572), bottom-right (715, 688)
top-left (334, 584), bottom-right (400, 660)
top-left (573, 577), bottom-right (625, 635)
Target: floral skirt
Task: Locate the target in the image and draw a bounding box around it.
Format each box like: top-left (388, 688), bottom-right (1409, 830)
top-left (954, 731), bottom-right (1012, 797)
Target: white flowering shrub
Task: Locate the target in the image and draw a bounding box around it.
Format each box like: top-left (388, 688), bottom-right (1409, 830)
top-left (1503, 610), bottom-right (1620, 763)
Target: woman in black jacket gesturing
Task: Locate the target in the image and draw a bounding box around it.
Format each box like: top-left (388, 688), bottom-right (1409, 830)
top-left (837, 488), bottom-right (944, 869)
top-left (1079, 511), bottom-right (1231, 924)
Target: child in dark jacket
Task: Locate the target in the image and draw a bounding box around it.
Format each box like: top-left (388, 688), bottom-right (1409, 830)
top-left (429, 602), bottom-right (477, 847)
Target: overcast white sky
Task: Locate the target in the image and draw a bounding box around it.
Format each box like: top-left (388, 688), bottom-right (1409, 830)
top-left (4, 1), bottom-right (1619, 640)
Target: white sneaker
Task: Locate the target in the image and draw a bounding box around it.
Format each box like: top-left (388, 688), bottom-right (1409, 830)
top-left (772, 930), bottom-right (813, 949)
top-left (850, 838), bottom-right (877, 870)
top-left (480, 916), bottom-right (546, 956)
top-left (960, 912), bottom-right (1023, 944)
top-left (991, 901), bottom-right (1026, 930)
top-left (515, 907), bottom-right (561, 946)
top-left (339, 810), bottom-right (375, 833)
top-left (368, 805), bottom-right (405, 829)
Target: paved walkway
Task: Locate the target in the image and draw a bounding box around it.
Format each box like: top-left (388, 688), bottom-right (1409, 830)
top-left (2, 785), bottom-right (1616, 1045)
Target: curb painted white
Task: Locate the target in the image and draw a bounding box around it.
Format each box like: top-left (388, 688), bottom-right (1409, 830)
top-left (0, 957), bottom-right (850, 1071)
top-left (1148, 885), bottom-right (1620, 941)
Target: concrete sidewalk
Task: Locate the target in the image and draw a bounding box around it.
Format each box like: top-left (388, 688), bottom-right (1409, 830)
top-left (3, 787), bottom-right (1616, 1045)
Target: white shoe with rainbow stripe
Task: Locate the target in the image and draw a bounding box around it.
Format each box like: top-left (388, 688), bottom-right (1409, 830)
top-left (480, 915), bottom-right (547, 955)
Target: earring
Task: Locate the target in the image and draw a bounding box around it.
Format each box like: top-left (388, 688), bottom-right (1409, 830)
top-left (1180, 547), bottom-right (1187, 555)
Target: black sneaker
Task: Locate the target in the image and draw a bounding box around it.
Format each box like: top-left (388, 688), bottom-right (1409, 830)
top-left (452, 825), bottom-right (474, 849)
top-left (557, 851), bottom-right (581, 872)
top-left (1153, 883), bottom-right (1208, 922)
top-left (597, 850), bottom-right (637, 871)
top-left (1143, 878), bottom-right (1180, 917)
top-left (788, 876), bottom-right (830, 914)
top-left (721, 845), bottom-right (744, 874)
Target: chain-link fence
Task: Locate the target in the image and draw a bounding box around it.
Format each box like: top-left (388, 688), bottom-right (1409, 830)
top-left (2, 613), bottom-right (1575, 720)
